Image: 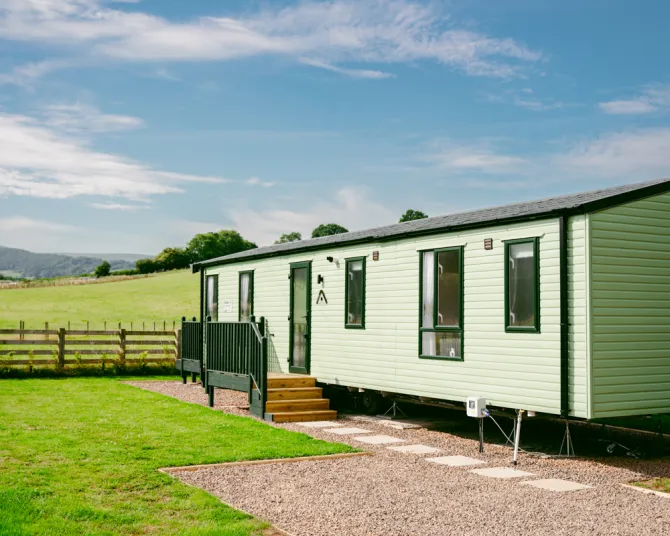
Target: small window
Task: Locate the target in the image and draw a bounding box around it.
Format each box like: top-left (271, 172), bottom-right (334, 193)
top-left (505, 238), bottom-right (540, 332)
top-left (420, 247), bottom-right (463, 360)
top-left (205, 274), bottom-right (218, 321)
top-left (239, 271), bottom-right (254, 322)
top-left (345, 257), bottom-right (366, 329)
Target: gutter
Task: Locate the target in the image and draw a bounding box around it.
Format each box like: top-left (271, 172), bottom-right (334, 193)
top-left (559, 213), bottom-right (569, 418)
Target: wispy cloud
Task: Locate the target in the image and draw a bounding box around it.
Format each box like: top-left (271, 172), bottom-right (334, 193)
top-left (0, 216), bottom-right (78, 233)
top-left (0, 109), bottom-right (227, 200)
top-left (485, 88), bottom-right (568, 111)
top-left (599, 84), bottom-right (670, 115)
top-left (229, 186), bottom-right (395, 245)
top-left (41, 103), bottom-right (144, 133)
top-left (428, 140), bottom-right (529, 174)
top-left (0, 58), bottom-right (75, 87)
top-left (244, 177), bottom-right (276, 188)
top-left (299, 58), bottom-right (393, 79)
top-left (0, 0), bottom-right (542, 80)
top-left (89, 202), bottom-right (149, 211)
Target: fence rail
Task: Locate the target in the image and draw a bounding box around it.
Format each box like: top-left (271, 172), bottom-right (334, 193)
top-left (0, 328), bottom-right (179, 368)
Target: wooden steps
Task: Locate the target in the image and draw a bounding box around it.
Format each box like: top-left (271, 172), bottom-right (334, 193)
top-left (265, 373), bottom-right (337, 423)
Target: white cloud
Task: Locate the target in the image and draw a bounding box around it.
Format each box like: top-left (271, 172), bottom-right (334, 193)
top-left (429, 141), bottom-right (528, 174)
top-left (0, 216), bottom-right (77, 233)
top-left (244, 177), bottom-right (276, 188)
top-left (0, 0), bottom-right (542, 79)
top-left (89, 202), bottom-right (149, 210)
top-left (41, 103), bottom-right (144, 133)
top-left (299, 57), bottom-right (393, 79)
top-left (0, 110), bottom-right (227, 200)
top-left (556, 128), bottom-right (670, 179)
top-left (228, 186), bottom-right (396, 245)
top-left (484, 88), bottom-right (567, 111)
top-left (0, 58), bottom-right (75, 87)
top-left (599, 84), bottom-right (670, 115)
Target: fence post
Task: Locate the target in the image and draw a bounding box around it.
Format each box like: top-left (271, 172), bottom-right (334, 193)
top-left (58, 328), bottom-right (65, 368)
top-left (20, 320), bottom-right (24, 341)
top-left (119, 329), bottom-right (126, 365)
top-left (45, 322), bottom-right (49, 340)
top-left (174, 328), bottom-right (180, 361)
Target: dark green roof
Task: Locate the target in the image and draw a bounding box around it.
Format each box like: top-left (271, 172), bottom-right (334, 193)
top-left (194, 178), bottom-right (670, 270)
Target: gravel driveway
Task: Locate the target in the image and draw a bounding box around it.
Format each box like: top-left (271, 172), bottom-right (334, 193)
top-left (127, 380), bottom-right (670, 536)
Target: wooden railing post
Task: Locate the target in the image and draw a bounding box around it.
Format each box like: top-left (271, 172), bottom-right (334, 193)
top-left (58, 328), bottom-right (66, 368)
top-left (118, 328), bottom-right (126, 365)
top-left (174, 328), bottom-right (180, 361)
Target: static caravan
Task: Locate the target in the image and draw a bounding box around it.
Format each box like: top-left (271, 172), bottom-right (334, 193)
top-left (179, 178), bottom-right (670, 424)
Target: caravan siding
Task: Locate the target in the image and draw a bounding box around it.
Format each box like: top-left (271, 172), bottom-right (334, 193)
top-left (206, 216), bottom-right (589, 418)
top-left (590, 191), bottom-right (670, 418)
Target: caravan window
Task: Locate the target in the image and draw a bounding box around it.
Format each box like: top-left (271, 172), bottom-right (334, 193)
top-left (205, 275), bottom-right (218, 321)
top-left (239, 271), bottom-right (254, 322)
top-left (419, 247), bottom-right (463, 360)
top-left (345, 257), bottom-right (366, 329)
top-left (505, 238), bottom-right (540, 332)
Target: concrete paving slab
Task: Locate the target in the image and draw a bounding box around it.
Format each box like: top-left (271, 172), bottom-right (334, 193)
top-left (427, 455), bottom-right (486, 467)
top-left (324, 427), bottom-right (372, 435)
top-left (295, 421), bottom-right (343, 428)
top-left (353, 435), bottom-right (405, 445)
top-left (470, 467), bottom-right (534, 479)
top-left (521, 479), bottom-right (593, 492)
top-left (387, 444), bottom-right (442, 455)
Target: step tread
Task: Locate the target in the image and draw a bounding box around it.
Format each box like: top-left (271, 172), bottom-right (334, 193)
top-left (270, 409), bottom-right (338, 423)
top-left (271, 410), bottom-right (337, 416)
top-left (267, 387), bottom-right (321, 392)
top-left (266, 399), bottom-right (330, 411)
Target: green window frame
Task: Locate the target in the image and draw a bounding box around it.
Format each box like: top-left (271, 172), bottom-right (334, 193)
top-left (504, 237), bottom-right (540, 333)
top-left (238, 270), bottom-right (254, 322)
top-left (345, 256), bottom-right (366, 329)
top-left (418, 246), bottom-right (464, 361)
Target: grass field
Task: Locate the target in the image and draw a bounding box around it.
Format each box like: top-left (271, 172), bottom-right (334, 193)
top-left (0, 378), bottom-right (353, 535)
top-left (0, 270), bottom-right (198, 329)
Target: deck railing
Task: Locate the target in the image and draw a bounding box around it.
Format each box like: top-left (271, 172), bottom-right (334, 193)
top-left (202, 316), bottom-right (268, 417)
top-left (177, 318), bottom-right (203, 382)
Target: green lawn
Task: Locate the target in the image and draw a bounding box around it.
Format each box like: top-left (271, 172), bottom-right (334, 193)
top-left (0, 378), bottom-right (353, 535)
top-left (0, 270), bottom-right (198, 329)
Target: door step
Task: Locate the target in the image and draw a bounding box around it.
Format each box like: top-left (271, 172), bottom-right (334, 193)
top-left (270, 410), bottom-right (338, 423)
top-left (263, 374), bottom-right (337, 423)
top-left (267, 387), bottom-right (322, 400)
top-left (266, 398), bottom-right (330, 412)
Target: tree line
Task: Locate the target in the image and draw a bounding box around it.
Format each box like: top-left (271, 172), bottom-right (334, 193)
top-left (95, 209), bottom-right (429, 277)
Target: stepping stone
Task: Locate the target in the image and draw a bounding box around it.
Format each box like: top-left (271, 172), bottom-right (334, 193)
top-left (325, 427), bottom-right (372, 435)
top-left (354, 435), bottom-right (405, 445)
top-left (427, 455), bottom-right (485, 467)
top-left (296, 421), bottom-right (343, 428)
top-left (521, 479), bottom-right (593, 492)
top-left (471, 467), bottom-right (534, 479)
top-left (388, 444), bottom-right (441, 455)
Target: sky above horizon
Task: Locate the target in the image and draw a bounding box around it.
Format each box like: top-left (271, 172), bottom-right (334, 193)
top-left (0, 0), bottom-right (669, 255)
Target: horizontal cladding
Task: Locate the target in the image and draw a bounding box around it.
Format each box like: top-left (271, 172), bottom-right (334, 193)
top-left (207, 216), bottom-right (588, 417)
top-left (590, 192), bottom-right (670, 418)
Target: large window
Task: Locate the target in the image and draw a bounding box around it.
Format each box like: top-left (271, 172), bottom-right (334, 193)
top-left (205, 274), bottom-right (218, 321)
top-left (239, 271), bottom-right (254, 322)
top-left (505, 238), bottom-right (540, 332)
top-left (345, 257), bottom-right (366, 329)
top-left (420, 247), bottom-right (463, 360)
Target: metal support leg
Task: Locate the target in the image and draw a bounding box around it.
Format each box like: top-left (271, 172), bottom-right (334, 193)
top-left (208, 386), bottom-right (214, 408)
top-left (182, 373), bottom-right (187, 385)
top-left (559, 420), bottom-right (575, 457)
top-left (478, 417), bottom-right (485, 453)
top-left (513, 410), bottom-right (524, 466)
top-left (191, 372), bottom-right (197, 383)
top-left (383, 400), bottom-right (406, 419)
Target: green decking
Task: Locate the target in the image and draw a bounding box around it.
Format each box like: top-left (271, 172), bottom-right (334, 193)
top-left (589, 191), bottom-right (670, 418)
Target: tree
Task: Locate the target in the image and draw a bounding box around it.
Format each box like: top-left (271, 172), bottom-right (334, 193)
top-left (155, 247), bottom-right (190, 271)
top-left (311, 224), bottom-right (349, 238)
top-left (274, 232), bottom-right (302, 244)
top-left (186, 230), bottom-right (257, 263)
top-left (135, 258), bottom-right (159, 274)
top-left (94, 260), bottom-right (111, 278)
top-left (399, 209), bottom-right (428, 223)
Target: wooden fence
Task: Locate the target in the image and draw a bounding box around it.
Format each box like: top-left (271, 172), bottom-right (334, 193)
top-left (0, 328), bottom-right (179, 368)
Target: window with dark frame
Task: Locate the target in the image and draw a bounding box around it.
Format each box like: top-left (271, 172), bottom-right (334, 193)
top-left (345, 257), bottom-right (365, 328)
top-left (239, 271), bottom-right (254, 322)
top-left (420, 247), bottom-right (463, 360)
top-left (205, 274), bottom-right (218, 321)
top-left (505, 238), bottom-right (540, 332)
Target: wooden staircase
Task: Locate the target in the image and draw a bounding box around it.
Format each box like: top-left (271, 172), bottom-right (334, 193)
top-left (265, 373), bottom-right (337, 423)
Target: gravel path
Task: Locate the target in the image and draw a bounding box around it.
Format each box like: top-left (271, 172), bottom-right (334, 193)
top-left (127, 380), bottom-right (670, 536)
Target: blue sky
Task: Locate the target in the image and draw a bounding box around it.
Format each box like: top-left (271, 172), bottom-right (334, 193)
top-left (0, 0), bottom-right (669, 254)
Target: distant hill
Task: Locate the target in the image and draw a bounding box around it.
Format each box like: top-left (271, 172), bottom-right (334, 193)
top-left (62, 252), bottom-right (150, 263)
top-left (0, 246), bottom-right (135, 279)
